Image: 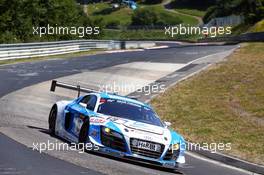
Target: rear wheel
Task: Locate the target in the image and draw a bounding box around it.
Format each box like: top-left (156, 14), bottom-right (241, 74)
top-left (48, 105), bottom-right (57, 135)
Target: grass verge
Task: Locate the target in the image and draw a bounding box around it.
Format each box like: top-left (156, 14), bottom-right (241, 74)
top-left (141, 4), bottom-right (199, 26)
top-left (151, 43), bottom-right (264, 164)
top-left (102, 29), bottom-right (199, 41)
top-left (231, 19), bottom-right (264, 35)
top-left (174, 8), bottom-right (205, 18)
top-left (87, 3), bottom-right (132, 26)
top-left (87, 2), bottom-right (199, 26)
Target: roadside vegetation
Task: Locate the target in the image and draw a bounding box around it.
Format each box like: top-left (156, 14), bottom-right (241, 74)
top-left (0, 0), bottom-right (263, 42)
top-left (87, 2), bottom-right (132, 26)
top-left (0, 0), bottom-right (102, 44)
top-left (231, 19), bottom-right (264, 36)
top-left (248, 19), bottom-right (264, 33)
top-left (86, 0), bottom-right (199, 40)
top-left (87, 1), bottom-right (198, 27)
top-left (140, 4), bottom-right (198, 25)
top-left (170, 0), bottom-right (210, 17)
top-left (101, 28), bottom-right (198, 40)
top-left (203, 0), bottom-right (264, 24)
top-left (0, 0), bottom-right (201, 43)
top-left (173, 8), bottom-right (205, 18)
top-left (151, 43), bottom-right (264, 164)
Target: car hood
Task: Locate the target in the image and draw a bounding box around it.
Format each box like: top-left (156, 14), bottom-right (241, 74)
top-left (94, 114), bottom-right (184, 146)
top-left (123, 120), bottom-right (165, 135)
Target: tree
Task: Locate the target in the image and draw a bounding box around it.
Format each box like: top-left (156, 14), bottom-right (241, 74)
top-left (203, 0), bottom-right (264, 24)
top-left (0, 0), bottom-right (98, 43)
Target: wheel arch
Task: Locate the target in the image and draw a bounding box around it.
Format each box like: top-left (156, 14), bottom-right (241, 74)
top-left (53, 100), bottom-right (72, 134)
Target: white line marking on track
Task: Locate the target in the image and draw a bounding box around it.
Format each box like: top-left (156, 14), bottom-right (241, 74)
top-left (145, 46), bottom-right (169, 50)
top-left (105, 49), bottom-right (144, 53)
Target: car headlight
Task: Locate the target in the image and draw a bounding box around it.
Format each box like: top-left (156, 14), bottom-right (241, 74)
top-left (172, 143), bottom-right (180, 151)
top-left (104, 127), bottom-right (111, 133)
top-left (171, 143), bottom-right (180, 161)
top-left (102, 126), bottom-right (123, 139)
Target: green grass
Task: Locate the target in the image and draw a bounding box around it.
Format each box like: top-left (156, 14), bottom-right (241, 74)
top-left (87, 2), bottom-right (199, 26)
top-left (231, 20), bottom-right (264, 35)
top-left (174, 8), bottom-right (205, 18)
top-left (173, 11), bottom-right (199, 25)
top-left (0, 49), bottom-right (104, 66)
top-left (141, 4), bottom-right (199, 25)
top-left (87, 2), bottom-right (133, 26)
top-left (249, 19), bottom-right (264, 33)
top-left (231, 23), bottom-right (252, 35)
top-left (102, 29), bottom-right (199, 41)
top-left (151, 43), bottom-right (264, 164)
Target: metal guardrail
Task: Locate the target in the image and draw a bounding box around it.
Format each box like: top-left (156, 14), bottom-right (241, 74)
top-left (198, 32), bottom-right (264, 43)
top-left (0, 40), bottom-right (155, 61)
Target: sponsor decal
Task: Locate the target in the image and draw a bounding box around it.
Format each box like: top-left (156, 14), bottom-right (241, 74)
top-left (143, 135), bottom-right (153, 141)
top-left (109, 117), bottom-right (127, 124)
top-left (90, 117), bottom-right (105, 123)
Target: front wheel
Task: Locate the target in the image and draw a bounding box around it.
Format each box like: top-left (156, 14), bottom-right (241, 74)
top-left (48, 105), bottom-right (57, 135)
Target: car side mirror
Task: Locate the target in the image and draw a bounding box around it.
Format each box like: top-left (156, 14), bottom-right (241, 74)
top-left (164, 121), bottom-right (171, 128)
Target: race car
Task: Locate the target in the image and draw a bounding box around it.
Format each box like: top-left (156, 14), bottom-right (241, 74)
top-left (48, 80), bottom-right (186, 169)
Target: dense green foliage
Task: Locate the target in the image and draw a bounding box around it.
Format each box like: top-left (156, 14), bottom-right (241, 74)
top-left (0, 0), bottom-right (101, 43)
top-left (1, 0), bottom-right (261, 43)
top-left (203, 0), bottom-right (264, 24)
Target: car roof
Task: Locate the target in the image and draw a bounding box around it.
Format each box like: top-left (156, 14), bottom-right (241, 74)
top-left (97, 92), bottom-right (150, 108)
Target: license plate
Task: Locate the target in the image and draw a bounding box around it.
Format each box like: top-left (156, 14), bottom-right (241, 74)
top-left (135, 140), bottom-right (160, 152)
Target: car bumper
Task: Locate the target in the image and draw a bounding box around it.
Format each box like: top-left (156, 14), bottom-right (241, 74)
top-left (96, 146), bottom-right (183, 169)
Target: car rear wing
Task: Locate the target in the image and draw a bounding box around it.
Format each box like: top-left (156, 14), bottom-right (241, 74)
top-left (50, 80), bottom-right (100, 97)
top-left (50, 80), bottom-right (138, 100)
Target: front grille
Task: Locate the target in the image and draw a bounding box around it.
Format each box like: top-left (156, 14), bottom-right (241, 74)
top-left (130, 138), bottom-right (164, 159)
top-left (100, 127), bottom-right (127, 152)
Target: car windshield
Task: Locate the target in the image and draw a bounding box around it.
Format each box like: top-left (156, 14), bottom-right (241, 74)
top-left (97, 98), bottom-right (164, 127)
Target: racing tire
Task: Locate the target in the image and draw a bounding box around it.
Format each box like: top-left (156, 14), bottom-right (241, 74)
top-left (78, 120), bottom-right (90, 145)
top-left (48, 105), bottom-right (57, 135)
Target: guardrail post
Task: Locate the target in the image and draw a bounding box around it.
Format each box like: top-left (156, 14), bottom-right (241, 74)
top-left (120, 41), bottom-right (126, 50)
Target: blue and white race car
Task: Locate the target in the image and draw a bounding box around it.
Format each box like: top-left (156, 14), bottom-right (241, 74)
top-left (48, 81), bottom-right (185, 169)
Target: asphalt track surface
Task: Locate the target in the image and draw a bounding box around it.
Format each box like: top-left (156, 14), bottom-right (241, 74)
top-left (0, 44), bottom-right (251, 175)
